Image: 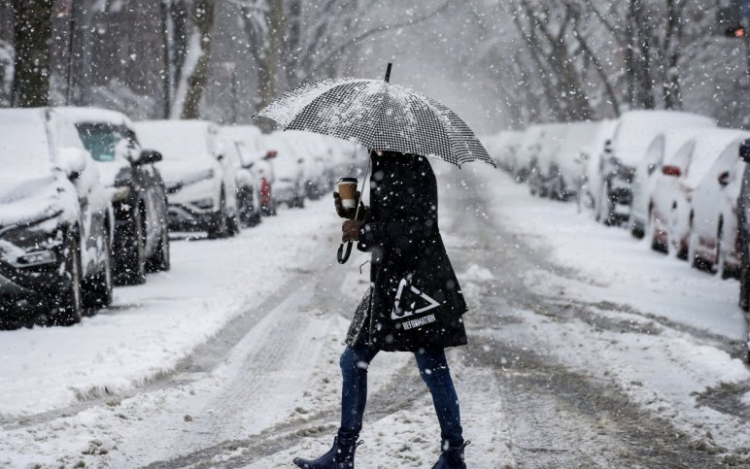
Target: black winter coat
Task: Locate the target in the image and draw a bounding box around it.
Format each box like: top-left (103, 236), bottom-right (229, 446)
top-left (345, 152), bottom-right (468, 352)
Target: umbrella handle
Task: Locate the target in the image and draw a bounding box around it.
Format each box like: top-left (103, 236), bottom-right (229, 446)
top-left (337, 241), bottom-right (353, 264)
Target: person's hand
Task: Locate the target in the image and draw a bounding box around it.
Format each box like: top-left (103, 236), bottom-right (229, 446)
top-left (333, 192), bottom-right (367, 221)
top-left (342, 219), bottom-right (364, 243)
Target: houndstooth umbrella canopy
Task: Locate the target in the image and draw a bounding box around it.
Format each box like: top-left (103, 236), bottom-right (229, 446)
top-left (258, 78), bottom-right (494, 168)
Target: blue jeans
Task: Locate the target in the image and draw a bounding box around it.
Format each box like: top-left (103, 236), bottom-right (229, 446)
top-left (337, 340), bottom-right (463, 447)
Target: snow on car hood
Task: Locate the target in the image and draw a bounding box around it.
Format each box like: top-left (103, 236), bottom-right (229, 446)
top-left (156, 159), bottom-right (215, 187)
top-left (0, 175), bottom-right (78, 227)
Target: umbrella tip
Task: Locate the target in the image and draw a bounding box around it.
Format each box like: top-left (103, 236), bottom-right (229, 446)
top-left (384, 63), bottom-right (393, 83)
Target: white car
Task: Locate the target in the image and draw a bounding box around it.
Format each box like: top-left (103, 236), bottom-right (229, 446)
top-left (595, 110), bottom-right (716, 225)
top-left (630, 123), bottom-right (716, 239)
top-left (528, 123), bottom-right (567, 197)
top-left (0, 108), bottom-right (113, 325)
top-left (263, 132), bottom-right (306, 208)
top-left (222, 134), bottom-right (262, 227)
top-left (688, 130), bottom-right (750, 276)
top-left (135, 120), bottom-right (240, 238)
top-left (547, 121), bottom-right (601, 201)
top-left (649, 128), bottom-right (734, 258)
top-left (221, 125), bottom-right (278, 217)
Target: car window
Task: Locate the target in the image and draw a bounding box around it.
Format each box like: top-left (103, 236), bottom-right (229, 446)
top-left (76, 123), bottom-right (126, 162)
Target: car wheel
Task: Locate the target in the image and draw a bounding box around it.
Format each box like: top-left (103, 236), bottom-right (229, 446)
top-left (146, 223), bottom-right (171, 272)
top-left (648, 210), bottom-right (664, 252)
top-left (83, 225), bottom-right (113, 311)
top-left (116, 208), bottom-right (147, 285)
top-left (208, 192), bottom-right (230, 239)
top-left (52, 234), bottom-right (83, 326)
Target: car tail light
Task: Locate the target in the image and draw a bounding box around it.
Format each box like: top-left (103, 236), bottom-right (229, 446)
top-left (662, 165), bottom-right (681, 177)
top-left (260, 177), bottom-right (271, 205)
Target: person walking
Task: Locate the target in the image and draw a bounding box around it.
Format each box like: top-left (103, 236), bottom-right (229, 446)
top-left (293, 150), bottom-right (470, 469)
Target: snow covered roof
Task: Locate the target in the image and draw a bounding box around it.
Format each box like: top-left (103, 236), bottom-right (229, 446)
top-left (612, 111), bottom-right (716, 167)
top-left (684, 128), bottom-right (750, 189)
top-left (56, 106), bottom-right (134, 129)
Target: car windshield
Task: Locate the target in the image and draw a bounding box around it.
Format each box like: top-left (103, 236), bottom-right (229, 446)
top-left (76, 123), bottom-right (125, 162)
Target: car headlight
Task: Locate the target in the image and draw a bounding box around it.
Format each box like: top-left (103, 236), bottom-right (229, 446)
top-left (16, 250), bottom-right (57, 267)
top-left (0, 211), bottom-right (65, 261)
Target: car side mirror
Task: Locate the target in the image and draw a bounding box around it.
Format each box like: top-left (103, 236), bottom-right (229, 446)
top-left (718, 171), bottom-right (730, 187)
top-left (135, 149), bottom-right (163, 166)
top-left (740, 139), bottom-right (750, 163)
top-left (59, 147), bottom-right (88, 179)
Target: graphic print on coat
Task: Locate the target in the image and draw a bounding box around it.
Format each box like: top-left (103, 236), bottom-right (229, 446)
top-left (391, 275), bottom-right (441, 331)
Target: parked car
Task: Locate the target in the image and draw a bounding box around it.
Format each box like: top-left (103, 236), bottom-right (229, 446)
top-left (528, 123), bottom-right (567, 198)
top-left (60, 107), bottom-right (170, 285)
top-left (484, 130), bottom-right (523, 173)
top-left (0, 108), bottom-right (113, 327)
top-left (135, 120), bottom-right (240, 238)
top-left (262, 132), bottom-right (306, 208)
top-left (648, 128), bottom-right (731, 258)
top-left (595, 111), bottom-right (716, 225)
top-left (734, 139), bottom-right (750, 310)
top-left (546, 122), bottom-right (600, 201)
top-left (689, 130), bottom-right (750, 277)
top-left (575, 120), bottom-right (616, 216)
top-left (631, 127), bottom-right (713, 239)
top-left (222, 125), bottom-right (278, 217)
top-left (513, 125), bottom-right (546, 183)
top-left (222, 134), bottom-right (262, 227)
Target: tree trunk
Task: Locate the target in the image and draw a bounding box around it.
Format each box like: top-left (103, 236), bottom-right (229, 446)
top-left (180, 0), bottom-right (215, 120)
top-left (11, 0), bottom-right (53, 107)
top-left (259, 0), bottom-right (284, 111)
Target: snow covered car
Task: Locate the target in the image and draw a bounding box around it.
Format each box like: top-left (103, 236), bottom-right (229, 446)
top-left (630, 123), bottom-right (715, 239)
top-left (263, 132), bottom-right (306, 209)
top-left (513, 125), bottom-right (545, 183)
top-left (689, 130), bottom-right (750, 277)
top-left (222, 125), bottom-right (278, 217)
top-left (0, 108), bottom-right (113, 327)
top-left (546, 121), bottom-right (600, 201)
top-left (483, 130), bottom-right (523, 173)
top-left (595, 111), bottom-right (716, 226)
top-left (222, 134), bottom-right (262, 227)
top-left (575, 120), bottom-right (616, 216)
top-left (60, 107), bottom-right (171, 285)
top-left (135, 120), bottom-right (240, 238)
top-left (528, 123), bottom-right (567, 198)
top-left (648, 128), bottom-right (730, 258)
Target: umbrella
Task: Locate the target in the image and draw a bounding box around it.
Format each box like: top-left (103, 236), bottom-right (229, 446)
top-left (257, 63), bottom-right (494, 168)
top-left (257, 64), bottom-right (494, 264)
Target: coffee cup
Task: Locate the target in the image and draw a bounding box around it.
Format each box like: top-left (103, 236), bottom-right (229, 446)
top-left (337, 177), bottom-right (358, 209)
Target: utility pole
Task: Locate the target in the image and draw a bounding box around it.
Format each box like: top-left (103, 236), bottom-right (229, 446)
top-left (161, 0), bottom-right (172, 119)
top-left (66, 0), bottom-right (76, 106)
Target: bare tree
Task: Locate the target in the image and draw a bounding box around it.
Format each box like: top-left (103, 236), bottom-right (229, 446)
top-left (180, 0), bottom-right (216, 119)
top-left (11, 0), bottom-right (53, 107)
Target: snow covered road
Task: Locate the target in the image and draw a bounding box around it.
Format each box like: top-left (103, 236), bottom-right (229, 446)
top-left (1, 165), bottom-right (750, 468)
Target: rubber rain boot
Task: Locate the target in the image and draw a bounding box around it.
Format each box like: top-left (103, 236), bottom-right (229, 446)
top-left (293, 436), bottom-right (361, 469)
